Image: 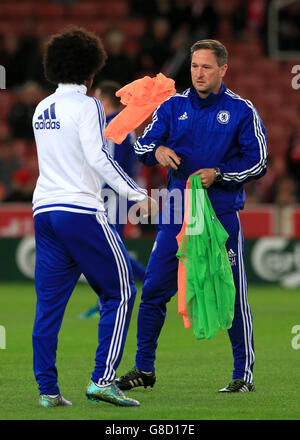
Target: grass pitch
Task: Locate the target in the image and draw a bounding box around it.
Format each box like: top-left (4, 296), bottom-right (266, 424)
top-left (0, 282), bottom-right (299, 420)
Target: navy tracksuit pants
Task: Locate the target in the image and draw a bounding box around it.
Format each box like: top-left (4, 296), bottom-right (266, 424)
top-left (33, 210), bottom-right (136, 395)
top-left (135, 211), bottom-right (255, 383)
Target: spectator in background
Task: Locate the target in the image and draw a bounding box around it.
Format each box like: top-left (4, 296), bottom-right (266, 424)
top-left (4, 167), bottom-right (35, 202)
top-left (128, 0), bottom-right (157, 18)
top-left (0, 20), bottom-right (51, 90)
top-left (253, 155), bottom-right (283, 203)
top-left (231, 0), bottom-right (267, 43)
top-left (0, 32), bottom-right (25, 89)
top-left (0, 137), bottom-right (22, 201)
top-left (161, 0), bottom-right (220, 91)
top-left (18, 18), bottom-right (39, 61)
top-left (244, 181), bottom-right (264, 204)
top-left (25, 37), bottom-right (54, 91)
top-left (93, 28), bottom-right (135, 86)
top-left (190, 0), bottom-right (219, 40)
top-left (231, 0), bottom-right (248, 41)
top-left (247, 0), bottom-right (266, 35)
top-left (162, 29), bottom-right (191, 91)
top-left (152, 0), bottom-right (177, 28)
top-left (272, 176), bottom-right (299, 206)
top-left (150, 0), bottom-right (187, 34)
top-left (137, 17), bottom-right (172, 75)
top-left (161, 1), bottom-right (219, 90)
top-left (129, 0), bottom-right (192, 36)
top-left (278, 1), bottom-right (300, 51)
top-left (8, 81), bottom-right (42, 141)
top-left (128, 0), bottom-right (176, 25)
top-left (171, 0), bottom-right (193, 31)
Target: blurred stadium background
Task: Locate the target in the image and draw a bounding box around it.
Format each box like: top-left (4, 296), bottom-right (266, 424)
top-left (0, 0), bottom-right (299, 286)
top-left (0, 0), bottom-right (300, 421)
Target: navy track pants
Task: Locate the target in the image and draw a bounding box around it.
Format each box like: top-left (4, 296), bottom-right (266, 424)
top-left (135, 211), bottom-right (255, 383)
top-left (33, 210), bottom-right (136, 395)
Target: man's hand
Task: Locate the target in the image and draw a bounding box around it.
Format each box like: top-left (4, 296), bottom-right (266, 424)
top-left (191, 168), bottom-right (216, 188)
top-left (133, 196), bottom-right (159, 219)
top-left (155, 146), bottom-right (181, 170)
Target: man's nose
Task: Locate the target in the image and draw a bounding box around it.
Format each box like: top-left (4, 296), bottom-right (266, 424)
top-left (197, 68), bottom-right (204, 77)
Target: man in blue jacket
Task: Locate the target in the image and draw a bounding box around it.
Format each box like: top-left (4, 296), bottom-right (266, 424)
top-left (116, 39), bottom-right (267, 393)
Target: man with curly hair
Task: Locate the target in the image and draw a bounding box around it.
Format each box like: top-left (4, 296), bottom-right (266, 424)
top-left (32, 27), bottom-right (155, 408)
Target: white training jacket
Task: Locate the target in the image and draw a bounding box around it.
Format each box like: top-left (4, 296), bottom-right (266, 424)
top-left (32, 83), bottom-right (147, 215)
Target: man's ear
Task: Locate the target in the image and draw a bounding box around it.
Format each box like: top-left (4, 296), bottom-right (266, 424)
top-left (94, 89), bottom-right (101, 100)
top-left (220, 64), bottom-right (228, 78)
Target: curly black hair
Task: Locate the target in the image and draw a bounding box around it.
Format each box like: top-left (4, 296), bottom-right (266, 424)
top-left (43, 27), bottom-right (107, 85)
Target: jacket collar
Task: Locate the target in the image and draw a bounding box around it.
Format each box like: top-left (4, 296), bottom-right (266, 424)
top-left (190, 82), bottom-right (226, 109)
top-left (55, 83), bottom-right (87, 95)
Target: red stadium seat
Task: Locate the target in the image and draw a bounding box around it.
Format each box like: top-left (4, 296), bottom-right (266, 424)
top-left (267, 75), bottom-right (290, 92)
top-left (250, 59), bottom-right (280, 77)
top-left (0, 21), bottom-right (24, 34)
top-left (272, 108), bottom-right (298, 131)
top-left (66, 2), bottom-right (129, 18)
top-left (255, 90), bottom-right (283, 113)
top-left (67, 3), bottom-right (98, 18)
top-left (0, 3), bottom-right (35, 19)
top-left (267, 125), bottom-right (289, 154)
top-left (233, 74), bottom-right (265, 96)
top-left (0, 121), bottom-right (11, 138)
top-left (214, 0), bottom-right (240, 16)
top-left (0, 91), bottom-right (15, 119)
top-left (34, 4), bottom-right (65, 19)
top-left (35, 21), bottom-right (70, 37)
top-left (230, 42), bottom-right (263, 60)
top-left (118, 19), bottom-right (146, 37)
top-left (98, 2), bottom-right (129, 18)
top-left (35, 19), bottom-right (110, 38)
top-left (285, 89), bottom-right (300, 107)
top-left (228, 57), bottom-right (247, 74)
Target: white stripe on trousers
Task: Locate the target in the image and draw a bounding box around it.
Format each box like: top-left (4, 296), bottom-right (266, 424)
top-left (237, 212), bottom-right (255, 383)
top-left (96, 213), bottom-right (131, 384)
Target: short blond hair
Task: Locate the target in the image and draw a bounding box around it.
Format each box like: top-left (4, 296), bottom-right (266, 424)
top-left (190, 39), bottom-right (228, 66)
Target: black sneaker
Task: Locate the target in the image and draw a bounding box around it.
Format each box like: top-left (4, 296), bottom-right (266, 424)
top-left (116, 367), bottom-right (156, 390)
top-left (218, 379), bottom-right (255, 393)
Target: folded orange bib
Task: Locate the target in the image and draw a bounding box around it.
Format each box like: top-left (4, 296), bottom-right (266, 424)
top-left (176, 177), bottom-right (192, 329)
top-left (104, 73), bottom-right (176, 144)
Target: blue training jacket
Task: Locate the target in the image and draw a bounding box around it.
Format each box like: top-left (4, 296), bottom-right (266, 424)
top-left (134, 82), bottom-right (267, 218)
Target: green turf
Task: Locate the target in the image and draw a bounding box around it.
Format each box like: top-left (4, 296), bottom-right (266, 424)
top-left (0, 282), bottom-right (299, 420)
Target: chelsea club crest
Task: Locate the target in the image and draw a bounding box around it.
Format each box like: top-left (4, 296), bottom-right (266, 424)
top-left (217, 110), bottom-right (230, 124)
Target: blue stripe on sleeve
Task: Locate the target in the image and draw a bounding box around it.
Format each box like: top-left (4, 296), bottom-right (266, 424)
top-left (92, 98), bottom-right (147, 196)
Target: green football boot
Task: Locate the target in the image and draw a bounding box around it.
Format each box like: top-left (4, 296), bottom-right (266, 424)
top-left (39, 394), bottom-right (72, 407)
top-left (86, 380), bottom-right (140, 407)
